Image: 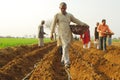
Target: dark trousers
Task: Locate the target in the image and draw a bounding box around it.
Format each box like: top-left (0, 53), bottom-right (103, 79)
top-left (58, 46), bottom-right (62, 55)
top-left (99, 36), bottom-right (107, 51)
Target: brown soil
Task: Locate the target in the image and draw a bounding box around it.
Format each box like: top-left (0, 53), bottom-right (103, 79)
top-left (0, 41), bottom-right (120, 80)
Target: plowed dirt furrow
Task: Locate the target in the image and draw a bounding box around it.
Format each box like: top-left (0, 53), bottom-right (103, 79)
top-left (0, 43), bottom-right (49, 68)
top-left (29, 46), bottom-right (68, 80)
top-left (69, 41), bottom-right (120, 80)
top-left (69, 42), bottom-right (108, 80)
top-left (0, 42), bottom-right (56, 80)
top-left (0, 41), bottom-right (120, 80)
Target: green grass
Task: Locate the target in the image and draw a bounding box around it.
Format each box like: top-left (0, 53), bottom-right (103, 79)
top-left (0, 38), bottom-right (51, 48)
top-left (113, 39), bottom-right (120, 42)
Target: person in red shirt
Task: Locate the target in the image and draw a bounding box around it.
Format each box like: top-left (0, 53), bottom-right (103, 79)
top-left (80, 28), bottom-right (91, 49)
top-left (97, 19), bottom-right (113, 52)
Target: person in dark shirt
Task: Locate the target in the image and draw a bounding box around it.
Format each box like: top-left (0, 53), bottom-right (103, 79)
top-left (38, 20), bottom-right (46, 47)
top-left (94, 22), bottom-right (99, 49)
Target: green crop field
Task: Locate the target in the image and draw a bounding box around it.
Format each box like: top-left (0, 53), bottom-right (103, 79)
top-left (0, 38), bottom-right (51, 48)
top-left (0, 37), bottom-right (119, 49)
top-left (113, 39), bottom-right (120, 42)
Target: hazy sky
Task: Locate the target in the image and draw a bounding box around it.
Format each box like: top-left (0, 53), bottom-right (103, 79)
top-left (0, 0), bottom-right (120, 38)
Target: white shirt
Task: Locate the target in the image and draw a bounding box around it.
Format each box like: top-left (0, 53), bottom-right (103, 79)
top-left (51, 12), bottom-right (86, 45)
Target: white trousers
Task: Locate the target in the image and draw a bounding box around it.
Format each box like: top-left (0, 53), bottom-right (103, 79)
top-left (38, 38), bottom-right (44, 47)
top-left (94, 40), bottom-right (99, 49)
top-left (61, 44), bottom-right (70, 64)
top-left (83, 42), bottom-right (91, 49)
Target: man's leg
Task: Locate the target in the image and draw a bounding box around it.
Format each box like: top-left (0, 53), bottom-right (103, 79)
top-left (61, 44), bottom-right (70, 68)
top-left (109, 38), bottom-right (112, 45)
top-left (59, 46), bottom-right (62, 55)
top-left (96, 39), bottom-right (99, 49)
top-left (108, 37), bottom-right (112, 46)
top-left (87, 41), bottom-right (91, 49)
top-left (83, 44), bottom-right (86, 49)
top-left (103, 37), bottom-right (107, 51)
top-left (38, 38), bottom-right (40, 47)
top-left (94, 40), bottom-right (97, 48)
top-left (99, 37), bottom-right (103, 50)
top-left (40, 38), bottom-right (44, 46)
top-left (97, 43), bottom-right (99, 49)
top-left (57, 37), bottom-right (62, 55)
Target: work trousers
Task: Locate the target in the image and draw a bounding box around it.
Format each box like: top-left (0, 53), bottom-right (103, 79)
top-left (99, 37), bottom-right (107, 51)
top-left (38, 38), bottom-right (44, 47)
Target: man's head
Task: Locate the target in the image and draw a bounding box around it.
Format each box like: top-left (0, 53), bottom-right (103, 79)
top-left (102, 19), bottom-right (106, 25)
top-left (59, 2), bottom-right (67, 15)
top-left (96, 22), bottom-right (99, 27)
top-left (41, 20), bottom-right (45, 25)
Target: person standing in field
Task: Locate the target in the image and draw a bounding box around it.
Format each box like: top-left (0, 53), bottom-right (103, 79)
top-left (97, 19), bottom-right (113, 52)
top-left (50, 2), bottom-right (87, 68)
top-left (80, 28), bottom-right (91, 49)
top-left (38, 20), bottom-right (46, 47)
top-left (94, 22), bottom-right (99, 49)
top-left (107, 33), bottom-right (114, 46)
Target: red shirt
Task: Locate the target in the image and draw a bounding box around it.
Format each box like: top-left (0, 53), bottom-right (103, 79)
top-left (80, 29), bottom-right (90, 44)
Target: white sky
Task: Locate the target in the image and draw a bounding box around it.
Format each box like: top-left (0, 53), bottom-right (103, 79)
top-left (0, 0), bottom-right (120, 38)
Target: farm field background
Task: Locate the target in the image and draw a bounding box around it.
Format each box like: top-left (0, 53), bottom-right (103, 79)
top-left (0, 38), bottom-right (51, 48)
top-left (0, 38), bottom-right (120, 48)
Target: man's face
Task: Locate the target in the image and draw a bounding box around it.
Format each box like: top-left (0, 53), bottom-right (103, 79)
top-left (41, 21), bottom-right (45, 25)
top-left (102, 21), bottom-right (106, 25)
top-left (96, 23), bottom-right (99, 27)
top-left (60, 5), bottom-right (67, 14)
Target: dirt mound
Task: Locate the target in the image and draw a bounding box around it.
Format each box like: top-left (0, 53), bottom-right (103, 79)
top-left (0, 42), bottom-right (56, 80)
top-left (69, 41), bottom-right (120, 80)
top-left (29, 46), bottom-right (68, 80)
top-left (0, 71), bottom-right (15, 80)
top-left (0, 45), bottom-right (36, 68)
top-left (0, 41), bottom-right (120, 80)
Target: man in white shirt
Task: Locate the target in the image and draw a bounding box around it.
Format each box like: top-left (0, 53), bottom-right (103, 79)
top-left (50, 2), bottom-right (87, 68)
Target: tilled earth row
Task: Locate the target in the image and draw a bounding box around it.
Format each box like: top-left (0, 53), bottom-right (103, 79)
top-left (69, 41), bottom-right (120, 80)
top-left (0, 41), bottom-right (120, 80)
top-left (0, 42), bottom-right (56, 80)
top-left (30, 41), bottom-right (120, 80)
